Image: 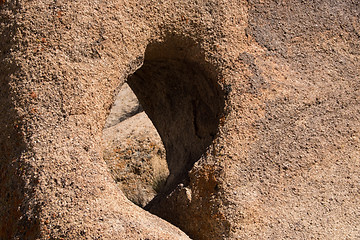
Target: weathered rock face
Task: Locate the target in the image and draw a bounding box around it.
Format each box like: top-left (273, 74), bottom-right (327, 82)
top-left (103, 83), bottom-right (168, 207)
top-left (0, 0), bottom-right (359, 239)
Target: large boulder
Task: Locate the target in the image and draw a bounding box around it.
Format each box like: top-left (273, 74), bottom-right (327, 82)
top-left (0, 0), bottom-right (359, 239)
top-left (103, 83), bottom-right (168, 208)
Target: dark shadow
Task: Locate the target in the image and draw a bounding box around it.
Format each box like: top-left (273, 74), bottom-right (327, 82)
top-left (127, 35), bottom-right (225, 209)
top-left (0, 6), bottom-right (40, 238)
top-left (0, 67), bottom-right (40, 239)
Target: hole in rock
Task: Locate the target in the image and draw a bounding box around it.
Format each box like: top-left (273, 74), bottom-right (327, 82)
top-left (103, 36), bottom-right (225, 213)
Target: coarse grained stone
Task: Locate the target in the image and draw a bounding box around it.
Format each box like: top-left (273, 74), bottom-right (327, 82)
top-left (0, 0), bottom-right (359, 239)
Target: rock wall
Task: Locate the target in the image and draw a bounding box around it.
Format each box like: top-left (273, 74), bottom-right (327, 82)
top-left (0, 0), bottom-right (359, 239)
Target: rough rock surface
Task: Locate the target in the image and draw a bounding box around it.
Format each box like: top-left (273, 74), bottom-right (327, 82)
top-left (103, 83), bottom-right (143, 129)
top-left (0, 0), bottom-right (359, 240)
top-left (103, 83), bottom-right (168, 207)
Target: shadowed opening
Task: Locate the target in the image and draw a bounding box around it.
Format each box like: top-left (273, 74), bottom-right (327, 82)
top-left (103, 35), bottom-right (225, 213)
top-left (127, 36), bottom-right (225, 205)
